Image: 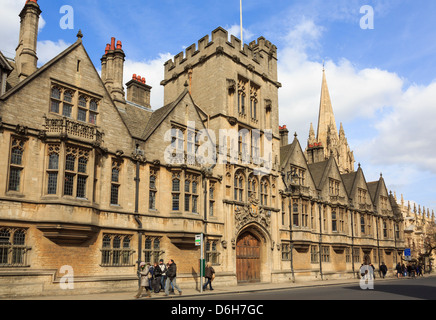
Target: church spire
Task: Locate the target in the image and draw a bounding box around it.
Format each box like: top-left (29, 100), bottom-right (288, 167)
top-left (316, 69), bottom-right (338, 148)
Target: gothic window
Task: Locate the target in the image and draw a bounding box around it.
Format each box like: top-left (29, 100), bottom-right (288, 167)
top-left (144, 237), bottom-right (162, 264)
top-left (238, 128), bottom-right (249, 161)
top-left (302, 201), bottom-right (309, 228)
top-left (250, 84), bottom-right (259, 121)
top-left (329, 179), bottom-right (340, 196)
top-left (234, 171), bottom-right (244, 202)
top-left (184, 178), bottom-right (191, 212)
top-left (361, 215), bottom-right (366, 235)
top-left (345, 247), bottom-right (352, 263)
top-left (260, 178), bottom-right (269, 206)
top-left (332, 210), bottom-right (337, 232)
top-left (49, 84), bottom-right (100, 125)
top-left (353, 248), bottom-right (361, 263)
top-left (101, 234), bottom-right (134, 267)
top-left (171, 127), bottom-right (184, 152)
top-left (110, 161), bottom-right (121, 205)
top-left (64, 146), bottom-right (89, 198)
top-left (383, 221), bottom-right (388, 238)
top-left (310, 245), bottom-right (319, 263)
top-left (209, 182), bottom-right (215, 217)
top-left (238, 80), bottom-right (247, 116)
top-left (47, 144), bottom-right (60, 195)
top-left (192, 180), bottom-right (199, 214)
top-left (149, 170), bottom-right (157, 210)
top-left (251, 132), bottom-right (261, 163)
top-left (172, 173), bottom-right (181, 211)
top-left (0, 228), bottom-right (29, 267)
top-left (248, 175), bottom-right (257, 199)
top-left (206, 240), bottom-right (220, 265)
top-left (281, 200), bottom-right (286, 225)
top-left (50, 86), bottom-right (61, 113)
top-left (321, 246), bottom-right (330, 263)
top-left (62, 90), bottom-right (74, 118)
top-left (358, 188), bottom-right (367, 203)
top-left (8, 138), bottom-right (25, 192)
top-left (293, 201), bottom-right (299, 227)
top-left (281, 242), bottom-right (291, 261)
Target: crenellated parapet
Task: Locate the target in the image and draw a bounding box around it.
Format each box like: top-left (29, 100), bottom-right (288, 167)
top-left (161, 27), bottom-right (280, 88)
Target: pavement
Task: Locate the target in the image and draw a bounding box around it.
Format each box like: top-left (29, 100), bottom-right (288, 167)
top-left (14, 274), bottom-right (435, 300)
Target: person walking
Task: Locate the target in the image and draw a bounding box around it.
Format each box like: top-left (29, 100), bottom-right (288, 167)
top-left (203, 262), bottom-right (215, 291)
top-left (395, 262), bottom-right (401, 278)
top-left (158, 259), bottom-right (167, 292)
top-left (151, 261), bottom-right (163, 293)
top-left (380, 262), bottom-right (388, 279)
top-left (165, 259), bottom-right (182, 296)
top-left (135, 262), bottom-right (152, 299)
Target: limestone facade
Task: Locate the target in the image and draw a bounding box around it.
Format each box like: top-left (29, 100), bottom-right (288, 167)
top-left (0, 0), bottom-right (428, 298)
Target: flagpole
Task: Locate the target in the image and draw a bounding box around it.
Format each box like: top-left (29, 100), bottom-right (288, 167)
top-left (240, 0), bottom-right (243, 50)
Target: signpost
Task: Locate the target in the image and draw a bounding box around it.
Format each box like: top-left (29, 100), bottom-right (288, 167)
top-left (196, 234), bottom-right (204, 293)
top-left (404, 248), bottom-right (411, 261)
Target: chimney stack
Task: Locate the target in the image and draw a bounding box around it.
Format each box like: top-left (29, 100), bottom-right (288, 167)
top-left (126, 74), bottom-right (152, 109)
top-left (279, 125), bottom-right (289, 147)
top-left (101, 37), bottom-right (126, 103)
top-left (16, 0), bottom-right (41, 81)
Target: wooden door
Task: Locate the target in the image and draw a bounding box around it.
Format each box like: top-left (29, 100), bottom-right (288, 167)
top-left (236, 232), bottom-right (261, 283)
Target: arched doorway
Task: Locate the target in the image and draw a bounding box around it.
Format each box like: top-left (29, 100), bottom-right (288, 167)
top-left (236, 232), bottom-right (261, 283)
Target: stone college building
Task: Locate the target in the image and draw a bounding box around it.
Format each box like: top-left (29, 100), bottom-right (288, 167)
top-left (1, 0), bottom-right (425, 298)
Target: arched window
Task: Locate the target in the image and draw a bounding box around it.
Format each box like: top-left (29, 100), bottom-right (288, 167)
top-left (234, 171), bottom-right (244, 202)
top-left (260, 178), bottom-right (269, 206)
top-left (172, 176), bottom-right (180, 211)
top-left (248, 175), bottom-right (257, 199)
top-left (9, 138), bottom-right (25, 192)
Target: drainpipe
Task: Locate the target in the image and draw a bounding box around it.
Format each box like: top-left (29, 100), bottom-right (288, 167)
top-left (318, 197), bottom-right (324, 281)
top-left (350, 204), bottom-right (356, 278)
top-left (133, 146), bottom-right (143, 287)
top-left (281, 172), bottom-right (295, 283)
top-left (288, 200), bottom-right (295, 283)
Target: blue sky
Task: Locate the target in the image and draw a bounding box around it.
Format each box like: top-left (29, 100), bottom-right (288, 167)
top-left (1, 0), bottom-right (436, 213)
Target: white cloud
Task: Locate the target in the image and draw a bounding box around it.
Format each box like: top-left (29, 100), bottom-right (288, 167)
top-left (276, 17), bottom-right (436, 208)
top-left (0, 0), bottom-right (46, 59)
top-left (225, 24), bottom-right (254, 43)
top-left (37, 40), bottom-right (71, 66)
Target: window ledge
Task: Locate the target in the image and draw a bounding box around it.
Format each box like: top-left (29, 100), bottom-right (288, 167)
top-left (5, 191), bottom-right (25, 198)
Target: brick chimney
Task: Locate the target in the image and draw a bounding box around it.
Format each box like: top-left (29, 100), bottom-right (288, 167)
top-left (15, 0), bottom-right (41, 81)
top-left (101, 37), bottom-right (125, 103)
top-left (126, 74), bottom-right (152, 109)
top-left (279, 125), bottom-right (289, 147)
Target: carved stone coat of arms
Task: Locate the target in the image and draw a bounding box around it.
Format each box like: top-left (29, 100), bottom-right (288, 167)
top-left (234, 193), bottom-right (271, 233)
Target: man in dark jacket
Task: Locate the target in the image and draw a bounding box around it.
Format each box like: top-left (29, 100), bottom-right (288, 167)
top-left (165, 259), bottom-right (182, 296)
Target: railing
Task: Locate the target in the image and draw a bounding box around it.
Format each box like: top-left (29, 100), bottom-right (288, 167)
top-left (43, 116), bottom-right (104, 145)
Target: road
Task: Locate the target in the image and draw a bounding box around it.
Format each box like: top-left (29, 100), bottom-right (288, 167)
top-left (174, 276), bottom-right (436, 301)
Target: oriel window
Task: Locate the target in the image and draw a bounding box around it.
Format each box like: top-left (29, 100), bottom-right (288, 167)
top-left (47, 145), bottom-right (60, 195)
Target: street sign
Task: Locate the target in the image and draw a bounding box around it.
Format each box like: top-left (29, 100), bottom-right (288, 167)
top-left (404, 248), bottom-right (411, 256)
top-left (195, 234), bottom-right (202, 246)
